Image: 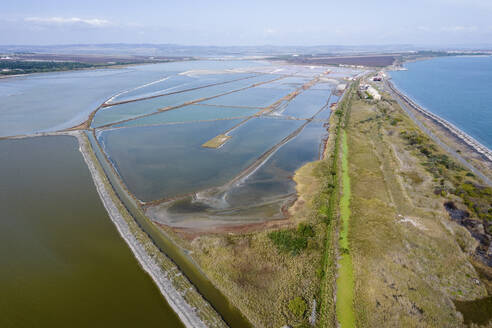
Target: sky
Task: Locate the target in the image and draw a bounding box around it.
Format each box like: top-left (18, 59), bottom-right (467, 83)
top-left (1, 0), bottom-right (492, 46)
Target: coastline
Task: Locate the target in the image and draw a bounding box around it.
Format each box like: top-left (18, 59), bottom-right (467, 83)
top-left (385, 78), bottom-right (492, 186)
top-left (386, 80), bottom-right (492, 162)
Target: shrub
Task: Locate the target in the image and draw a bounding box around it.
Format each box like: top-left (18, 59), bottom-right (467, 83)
top-left (268, 230), bottom-right (307, 255)
top-left (288, 296), bottom-right (307, 318)
top-left (298, 223), bottom-right (315, 238)
top-left (268, 223), bottom-right (316, 255)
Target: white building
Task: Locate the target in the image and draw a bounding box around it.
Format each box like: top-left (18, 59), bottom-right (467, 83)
top-left (366, 86), bottom-right (381, 100)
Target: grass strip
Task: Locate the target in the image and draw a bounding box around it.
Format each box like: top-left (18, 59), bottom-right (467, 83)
top-left (335, 130), bottom-right (356, 328)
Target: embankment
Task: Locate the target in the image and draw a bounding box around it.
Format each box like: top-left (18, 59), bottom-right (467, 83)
top-left (75, 131), bottom-right (227, 328)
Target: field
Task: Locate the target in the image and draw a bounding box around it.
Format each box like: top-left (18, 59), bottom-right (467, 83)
top-left (345, 88), bottom-right (489, 327)
top-left (288, 55), bottom-right (397, 67)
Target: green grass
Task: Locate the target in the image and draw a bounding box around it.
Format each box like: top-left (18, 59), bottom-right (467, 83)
top-left (335, 130), bottom-right (356, 328)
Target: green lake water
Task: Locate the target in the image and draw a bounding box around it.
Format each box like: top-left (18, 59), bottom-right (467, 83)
top-left (0, 136), bottom-right (184, 328)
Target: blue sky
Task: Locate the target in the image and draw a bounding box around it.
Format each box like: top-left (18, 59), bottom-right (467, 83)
top-left (1, 0), bottom-right (492, 46)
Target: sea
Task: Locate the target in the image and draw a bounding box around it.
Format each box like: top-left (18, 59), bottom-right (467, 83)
top-left (390, 56), bottom-right (492, 150)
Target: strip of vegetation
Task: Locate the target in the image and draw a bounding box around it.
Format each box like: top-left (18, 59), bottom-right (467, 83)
top-left (0, 60), bottom-right (95, 74)
top-left (313, 83), bottom-right (356, 328)
top-left (335, 130), bottom-right (356, 328)
top-left (0, 59), bottom-right (176, 75)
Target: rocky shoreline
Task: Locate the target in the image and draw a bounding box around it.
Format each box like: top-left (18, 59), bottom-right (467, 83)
top-left (387, 80), bottom-right (492, 163)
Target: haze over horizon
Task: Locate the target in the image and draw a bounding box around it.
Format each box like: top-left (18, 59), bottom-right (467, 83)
top-left (1, 0), bottom-right (492, 47)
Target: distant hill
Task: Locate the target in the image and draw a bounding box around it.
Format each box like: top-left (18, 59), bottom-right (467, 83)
top-left (0, 43), bottom-right (418, 57)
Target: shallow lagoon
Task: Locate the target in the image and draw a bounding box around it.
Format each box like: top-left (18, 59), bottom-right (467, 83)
top-left (0, 136), bottom-right (183, 328)
top-left (98, 117), bottom-right (303, 201)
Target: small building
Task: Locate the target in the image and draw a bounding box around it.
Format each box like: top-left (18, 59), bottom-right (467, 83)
top-left (336, 84), bottom-right (347, 91)
top-left (366, 86), bottom-right (381, 100)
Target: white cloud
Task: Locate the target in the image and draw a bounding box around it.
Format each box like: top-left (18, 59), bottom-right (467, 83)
top-left (441, 25), bottom-right (478, 32)
top-left (24, 17), bottom-right (111, 27)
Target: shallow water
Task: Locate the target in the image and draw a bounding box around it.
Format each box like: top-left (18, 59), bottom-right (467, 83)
top-left (0, 68), bottom-right (168, 137)
top-left (277, 89), bottom-right (331, 118)
top-left (315, 94), bottom-right (340, 120)
top-left (0, 60), bottom-right (269, 137)
top-left (202, 85), bottom-right (294, 108)
top-left (110, 73), bottom-right (256, 103)
top-left (390, 56), bottom-right (492, 149)
top-left (114, 104), bottom-right (259, 128)
top-left (146, 121), bottom-right (328, 227)
top-left (225, 121), bottom-right (327, 206)
top-left (0, 136), bottom-right (183, 328)
top-left (99, 117), bottom-right (303, 201)
top-left (92, 74), bottom-right (278, 127)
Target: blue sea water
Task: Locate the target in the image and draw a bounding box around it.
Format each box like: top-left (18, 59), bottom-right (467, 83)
top-left (390, 56), bottom-right (492, 149)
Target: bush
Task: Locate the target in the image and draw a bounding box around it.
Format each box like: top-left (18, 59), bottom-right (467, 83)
top-left (298, 223), bottom-right (315, 238)
top-left (268, 223), bottom-right (315, 255)
top-left (268, 230), bottom-right (307, 255)
top-left (288, 296), bottom-right (307, 318)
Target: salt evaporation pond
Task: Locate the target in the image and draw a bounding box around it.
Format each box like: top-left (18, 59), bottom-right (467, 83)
top-left (146, 121), bottom-right (328, 228)
top-left (201, 85), bottom-right (294, 108)
top-left (92, 74), bottom-right (278, 128)
top-left (0, 60), bottom-right (268, 137)
top-left (277, 89), bottom-right (331, 118)
top-left (0, 59), bottom-right (361, 328)
top-left (113, 104), bottom-right (259, 128)
top-left (0, 136), bottom-right (183, 328)
top-left (110, 73), bottom-right (256, 104)
top-left (98, 117), bottom-right (303, 202)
